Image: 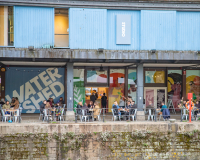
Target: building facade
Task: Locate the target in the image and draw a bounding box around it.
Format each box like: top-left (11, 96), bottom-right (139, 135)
top-left (0, 0), bottom-right (200, 114)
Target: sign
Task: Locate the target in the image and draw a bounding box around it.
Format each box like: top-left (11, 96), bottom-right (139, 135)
top-left (116, 14), bottom-right (131, 44)
top-left (5, 67), bottom-right (65, 113)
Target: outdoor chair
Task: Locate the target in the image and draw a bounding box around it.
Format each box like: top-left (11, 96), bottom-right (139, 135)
top-left (1, 109), bottom-right (11, 122)
top-left (147, 109), bottom-right (154, 121)
top-left (81, 109), bottom-right (89, 122)
top-left (63, 104), bottom-right (66, 115)
top-left (131, 109), bottom-right (137, 121)
top-left (14, 109), bottom-right (22, 122)
top-left (43, 109), bottom-right (52, 122)
top-left (182, 109), bottom-right (188, 120)
top-left (96, 109), bottom-right (102, 121)
top-left (39, 111), bottom-right (43, 121)
top-left (111, 109), bottom-right (121, 121)
top-left (58, 108), bottom-right (65, 121)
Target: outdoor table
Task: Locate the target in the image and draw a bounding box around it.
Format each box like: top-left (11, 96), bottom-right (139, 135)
top-left (6, 109), bottom-right (17, 120)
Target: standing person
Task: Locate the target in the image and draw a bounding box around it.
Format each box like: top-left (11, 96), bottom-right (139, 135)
top-left (101, 93), bottom-right (107, 113)
top-left (90, 92), bottom-right (96, 105)
top-left (11, 97), bottom-right (19, 109)
top-left (93, 102), bottom-right (100, 121)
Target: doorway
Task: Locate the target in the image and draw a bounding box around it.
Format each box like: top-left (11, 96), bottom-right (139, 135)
top-left (144, 87), bottom-right (167, 108)
top-left (85, 87), bottom-right (109, 112)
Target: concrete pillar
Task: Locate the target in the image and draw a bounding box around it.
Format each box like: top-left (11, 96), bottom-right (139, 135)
top-left (65, 63), bottom-right (74, 121)
top-left (136, 64), bottom-right (145, 120)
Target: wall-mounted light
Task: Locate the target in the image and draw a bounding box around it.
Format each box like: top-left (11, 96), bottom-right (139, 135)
top-left (150, 49), bottom-right (156, 54)
top-left (28, 46), bottom-right (34, 51)
top-left (98, 48), bottom-right (104, 52)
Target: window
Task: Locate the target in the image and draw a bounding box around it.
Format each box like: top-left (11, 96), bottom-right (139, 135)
top-left (145, 70), bottom-right (165, 83)
top-left (0, 6), bottom-right (14, 46)
top-left (54, 9), bottom-right (69, 48)
top-left (87, 70), bottom-right (107, 83)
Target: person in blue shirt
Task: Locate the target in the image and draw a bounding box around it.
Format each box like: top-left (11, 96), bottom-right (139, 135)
top-left (112, 101), bottom-right (121, 116)
top-left (161, 102), bottom-right (167, 112)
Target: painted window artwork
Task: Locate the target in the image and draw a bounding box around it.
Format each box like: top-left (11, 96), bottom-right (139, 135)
top-left (109, 69), bottom-right (125, 112)
top-left (167, 70), bottom-right (182, 110)
top-left (186, 70), bottom-right (200, 101)
top-left (145, 71), bottom-right (165, 83)
top-left (128, 69), bottom-right (137, 103)
top-left (87, 70), bottom-right (107, 83)
top-left (73, 69), bottom-right (85, 111)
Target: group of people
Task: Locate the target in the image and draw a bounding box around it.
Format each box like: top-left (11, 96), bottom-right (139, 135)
top-left (0, 97), bottom-right (20, 115)
top-left (112, 97), bottom-right (137, 121)
top-left (76, 101), bottom-right (100, 121)
top-left (39, 97), bottom-right (64, 120)
top-left (178, 97), bottom-right (200, 118)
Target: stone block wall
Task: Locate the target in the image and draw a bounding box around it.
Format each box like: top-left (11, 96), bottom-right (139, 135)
top-left (0, 122), bottom-right (200, 160)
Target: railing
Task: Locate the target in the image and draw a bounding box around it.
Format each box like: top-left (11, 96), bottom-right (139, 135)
top-left (0, 106), bottom-right (199, 123)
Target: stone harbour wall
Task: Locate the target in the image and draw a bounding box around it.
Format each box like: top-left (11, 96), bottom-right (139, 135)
top-left (0, 122), bottom-right (200, 160)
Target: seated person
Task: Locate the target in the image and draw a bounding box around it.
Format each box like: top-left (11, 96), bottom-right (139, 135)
top-left (40, 100), bottom-right (46, 114)
top-left (93, 102), bottom-right (100, 121)
top-left (131, 101), bottom-right (137, 109)
top-left (126, 101), bottom-right (131, 109)
top-left (45, 102), bottom-right (52, 115)
top-left (10, 97), bottom-right (15, 108)
top-left (160, 102), bottom-right (170, 120)
top-left (146, 101), bottom-right (154, 109)
top-left (112, 101), bottom-right (121, 116)
top-left (0, 98), bottom-right (5, 105)
top-left (2, 101), bottom-right (10, 115)
top-left (77, 102), bottom-right (83, 115)
top-left (88, 101), bottom-right (94, 109)
top-left (82, 103), bottom-right (90, 115)
top-left (57, 97), bottom-right (64, 105)
top-left (11, 97), bottom-right (19, 109)
top-left (55, 102), bottom-right (62, 121)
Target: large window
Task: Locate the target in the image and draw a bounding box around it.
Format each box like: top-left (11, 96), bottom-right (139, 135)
top-left (0, 6), bottom-right (14, 46)
top-left (54, 9), bottom-right (69, 48)
top-left (87, 70), bottom-right (107, 83)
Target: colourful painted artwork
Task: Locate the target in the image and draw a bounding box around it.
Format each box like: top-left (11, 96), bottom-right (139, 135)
top-left (128, 69), bottom-right (137, 103)
top-left (108, 69), bottom-right (125, 112)
top-left (73, 69), bottom-right (85, 111)
top-left (168, 70), bottom-right (182, 110)
top-left (145, 71), bottom-right (165, 83)
top-left (186, 70), bottom-right (200, 101)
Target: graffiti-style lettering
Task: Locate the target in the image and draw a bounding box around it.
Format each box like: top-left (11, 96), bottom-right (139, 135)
top-left (38, 71), bottom-right (52, 86)
top-left (23, 100), bottom-right (35, 113)
top-left (30, 76), bottom-right (43, 91)
top-left (42, 86), bottom-right (55, 100)
top-left (30, 92), bottom-right (45, 109)
top-left (25, 82), bottom-right (36, 100)
top-left (47, 68), bottom-right (62, 82)
top-left (13, 85), bottom-right (24, 103)
top-left (50, 82), bottom-right (64, 97)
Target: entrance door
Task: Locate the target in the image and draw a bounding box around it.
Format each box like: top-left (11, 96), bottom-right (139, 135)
top-left (144, 87), bottom-right (167, 108)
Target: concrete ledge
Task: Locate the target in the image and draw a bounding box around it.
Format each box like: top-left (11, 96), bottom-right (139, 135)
top-left (0, 122), bottom-right (199, 134)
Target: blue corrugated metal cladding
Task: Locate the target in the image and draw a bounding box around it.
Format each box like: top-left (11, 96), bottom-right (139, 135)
top-left (14, 6), bottom-right (54, 48)
top-left (69, 8), bottom-right (107, 49)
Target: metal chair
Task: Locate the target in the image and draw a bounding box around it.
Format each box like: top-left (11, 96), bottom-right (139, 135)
top-left (147, 109), bottom-right (154, 121)
top-left (14, 109), bottom-right (22, 122)
top-left (1, 109), bottom-right (11, 122)
top-left (43, 109), bottom-right (52, 122)
top-left (59, 108), bottom-right (65, 121)
top-left (182, 109), bottom-right (188, 120)
top-left (111, 109), bottom-right (121, 121)
top-left (81, 109), bottom-right (89, 122)
top-left (63, 104), bottom-right (66, 115)
top-left (131, 109), bottom-right (137, 121)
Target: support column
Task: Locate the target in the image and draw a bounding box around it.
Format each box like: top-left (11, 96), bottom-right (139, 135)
top-left (65, 63), bottom-right (74, 121)
top-left (136, 64), bottom-right (145, 120)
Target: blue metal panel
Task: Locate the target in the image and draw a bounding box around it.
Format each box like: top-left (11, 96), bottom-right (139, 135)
top-left (176, 12), bottom-right (200, 51)
top-left (107, 10), bottom-right (140, 50)
top-left (5, 67), bottom-right (65, 113)
top-left (14, 6), bottom-right (54, 48)
top-left (141, 10), bottom-right (176, 50)
top-left (69, 8), bottom-right (107, 49)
